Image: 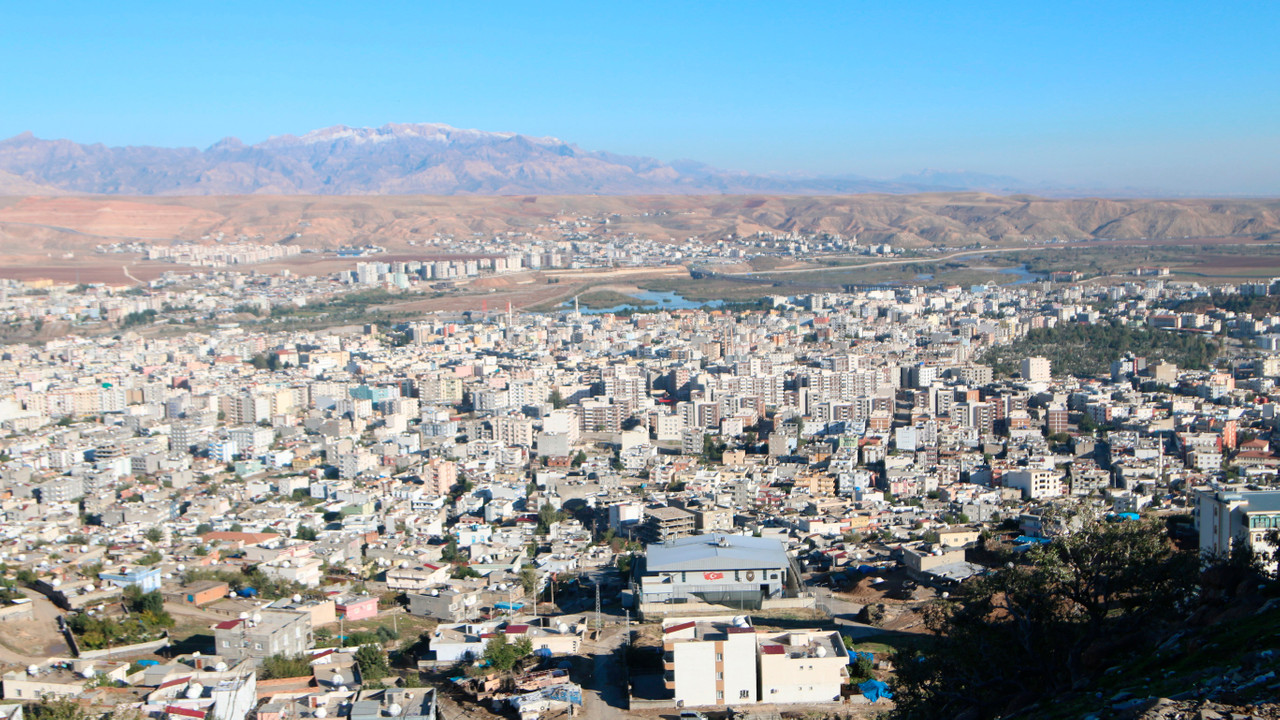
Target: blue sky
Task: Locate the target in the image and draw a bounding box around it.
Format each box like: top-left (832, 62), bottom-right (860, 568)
top-left (1, 1), bottom-right (1277, 194)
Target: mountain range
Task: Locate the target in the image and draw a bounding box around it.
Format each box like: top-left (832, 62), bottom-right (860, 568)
top-left (0, 123), bottom-right (1036, 197)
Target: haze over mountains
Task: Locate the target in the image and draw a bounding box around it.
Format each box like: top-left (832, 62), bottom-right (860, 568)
top-left (0, 123), bottom-right (1042, 197)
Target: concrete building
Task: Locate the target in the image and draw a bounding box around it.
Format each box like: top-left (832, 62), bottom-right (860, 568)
top-left (99, 565), bottom-right (163, 593)
top-left (662, 616), bottom-right (759, 708)
top-left (213, 610), bottom-right (313, 664)
top-left (1196, 487), bottom-right (1280, 570)
top-left (757, 629), bottom-right (849, 704)
top-left (1020, 356), bottom-right (1052, 383)
top-left (2, 659), bottom-right (128, 700)
top-left (638, 534), bottom-right (793, 609)
top-left (639, 506), bottom-right (696, 544)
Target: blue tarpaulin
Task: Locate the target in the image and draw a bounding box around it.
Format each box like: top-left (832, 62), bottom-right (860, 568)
top-left (1013, 536), bottom-right (1050, 545)
top-left (859, 679), bottom-right (894, 702)
top-left (849, 651), bottom-right (875, 664)
top-left (856, 564), bottom-right (877, 573)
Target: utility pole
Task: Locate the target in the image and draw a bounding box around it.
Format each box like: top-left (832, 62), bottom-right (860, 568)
top-left (594, 584), bottom-right (601, 639)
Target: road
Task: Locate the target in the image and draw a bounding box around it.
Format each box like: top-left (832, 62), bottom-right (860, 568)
top-left (571, 622), bottom-right (630, 718)
top-left (0, 589), bottom-right (69, 665)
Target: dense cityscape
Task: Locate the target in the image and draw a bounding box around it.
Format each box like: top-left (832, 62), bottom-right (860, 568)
top-left (0, 247), bottom-right (1278, 720)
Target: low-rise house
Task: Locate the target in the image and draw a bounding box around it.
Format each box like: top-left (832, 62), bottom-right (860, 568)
top-left (212, 610), bottom-right (313, 664)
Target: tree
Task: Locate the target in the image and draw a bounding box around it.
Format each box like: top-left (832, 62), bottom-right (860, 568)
top-left (889, 519), bottom-right (1197, 720)
top-left (440, 537), bottom-right (461, 563)
top-left (296, 525), bottom-right (319, 541)
top-left (143, 526), bottom-right (163, 543)
top-left (519, 565), bottom-right (539, 597)
top-left (481, 635), bottom-right (534, 672)
top-left (536, 503), bottom-right (565, 534)
top-left (195, 523), bottom-right (213, 536)
top-left (354, 644), bottom-right (390, 683)
top-left (549, 389), bottom-right (567, 410)
top-left (29, 697), bottom-right (91, 720)
top-left (572, 450), bottom-right (587, 467)
top-left (260, 654), bottom-right (313, 679)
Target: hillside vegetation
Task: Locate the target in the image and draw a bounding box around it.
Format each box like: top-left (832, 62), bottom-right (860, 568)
top-left (982, 322), bottom-right (1218, 378)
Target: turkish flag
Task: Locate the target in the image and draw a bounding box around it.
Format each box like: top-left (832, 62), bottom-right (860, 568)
top-left (703, 571), bottom-right (724, 581)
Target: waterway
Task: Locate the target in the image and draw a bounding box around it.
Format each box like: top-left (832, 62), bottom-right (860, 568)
top-left (565, 290), bottom-right (724, 315)
top-left (999, 264), bottom-right (1047, 285)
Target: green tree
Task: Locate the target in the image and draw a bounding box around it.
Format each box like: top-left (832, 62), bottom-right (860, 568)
top-left (354, 644), bottom-right (390, 683)
top-left (536, 503), bottom-right (565, 534)
top-left (481, 635), bottom-right (534, 672)
top-left (889, 519), bottom-right (1197, 720)
top-left (143, 526), bottom-right (163, 543)
top-left (549, 389), bottom-right (567, 410)
top-left (519, 566), bottom-right (539, 597)
top-left (440, 537), bottom-right (461, 563)
top-left (29, 697), bottom-right (91, 720)
top-left (195, 523), bottom-right (213, 536)
top-left (260, 654), bottom-right (313, 679)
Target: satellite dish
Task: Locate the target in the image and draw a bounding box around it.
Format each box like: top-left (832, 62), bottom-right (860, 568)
top-left (314, 708), bottom-right (327, 719)
top-left (28, 665), bottom-right (39, 676)
top-left (238, 612), bottom-right (250, 620)
top-left (185, 682), bottom-right (203, 699)
top-left (293, 594), bottom-right (303, 603)
top-left (252, 612), bottom-right (262, 624)
top-left (386, 704), bottom-right (402, 717)
top-left (193, 651), bottom-right (201, 657)
top-left (214, 662), bottom-right (228, 672)
top-left (815, 646), bottom-right (827, 658)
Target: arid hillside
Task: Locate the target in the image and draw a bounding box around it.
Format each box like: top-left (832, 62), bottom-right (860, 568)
top-left (1, 193), bottom-right (1277, 255)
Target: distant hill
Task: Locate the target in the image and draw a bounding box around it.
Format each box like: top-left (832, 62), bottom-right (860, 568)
top-left (1, 193), bottom-right (1278, 254)
top-left (0, 123), bottom-right (1036, 197)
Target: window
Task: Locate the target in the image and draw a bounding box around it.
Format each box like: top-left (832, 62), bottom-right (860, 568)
top-left (716, 672), bottom-right (723, 680)
top-left (716, 691), bottom-right (724, 700)
top-left (739, 690), bottom-right (750, 699)
top-left (715, 653), bottom-right (723, 662)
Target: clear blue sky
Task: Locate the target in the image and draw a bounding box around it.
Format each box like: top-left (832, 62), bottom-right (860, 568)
top-left (2, 1), bottom-right (1277, 195)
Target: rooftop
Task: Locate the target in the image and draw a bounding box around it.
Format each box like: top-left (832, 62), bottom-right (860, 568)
top-left (646, 533), bottom-right (789, 573)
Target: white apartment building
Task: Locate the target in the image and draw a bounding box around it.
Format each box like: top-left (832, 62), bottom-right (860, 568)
top-left (661, 617), bottom-right (849, 709)
top-left (1196, 487), bottom-right (1280, 570)
top-left (1020, 356), bottom-right (1052, 383)
top-left (1004, 468), bottom-right (1064, 500)
top-left (663, 617), bottom-right (759, 708)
